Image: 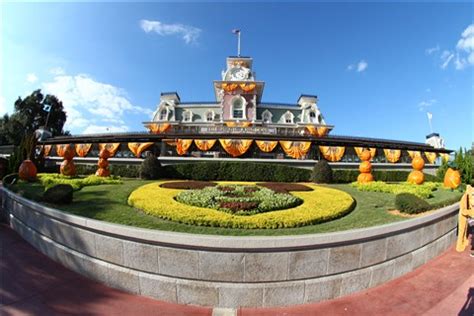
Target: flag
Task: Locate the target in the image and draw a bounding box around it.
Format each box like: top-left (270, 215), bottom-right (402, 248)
top-left (232, 29), bottom-right (240, 34)
top-left (427, 112), bottom-right (433, 120)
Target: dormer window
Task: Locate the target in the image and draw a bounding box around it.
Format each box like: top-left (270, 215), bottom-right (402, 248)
top-left (183, 110), bottom-right (193, 122)
top-left (284, 111), bottom-right (294, 124)
top-left (262, 110), bottom-right (272, 123)
top-left (231, 96), bottom-right (247, 120)
top-left (159, 108), bottom-right (168, 121)
top-left (309, 111), bottom-right (317, 123)
top-left (206, 111), bottom-right (214, 122)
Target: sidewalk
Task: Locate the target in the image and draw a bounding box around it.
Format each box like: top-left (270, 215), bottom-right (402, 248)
top-left (1, 223), bottom-right (473, 316)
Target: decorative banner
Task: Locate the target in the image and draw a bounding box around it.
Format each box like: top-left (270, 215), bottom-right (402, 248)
top-left (255, 140), bottom-right (278, 153)
top-left (354, 147), bottom-right (377, 161)
top-left (239, 83), bottom-right (256, 92)
top-left (440, 153), bottom-right (450, 163)
top-left (56, 144), bottom-right (72, 157)
top-left (221, 83), bottom-right (238, 92)
top-left (383, 149), bottom-right (401, 163)
top-left (194, 139), bottom-right (216, 151)
top-left (164, 139), bottom-right (177, 146)
top-left (280, 141), bottom-right (311, 159)
top-left (149, 123), bottom-right (171, 134)
top-left (407, 150), bottom-right (422, 160)
top-left (99, 143), bottom-right (121, 157)
top-left (75, 144), bottom-right (92, 157)
top-left (424, 152), bottom-right (437, 164)
top-left (128, 142), bottom-right (154, 158)
top-left (176, 139), bottom-right (193, 155)
top-left (319, 146), bottom-right (345, 162)
top-left (42, 145), bottom-right (52, 157)
top-left (306, 126), bottom-right (319, 136)
top-left (317, 126), bottom-right (329, 137)
top-left (219, 139), bottom-right (253, 157)
top-left (225, 122), bottom-right (252, 128)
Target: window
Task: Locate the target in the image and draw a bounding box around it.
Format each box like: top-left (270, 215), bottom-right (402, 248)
top-left (159, 109), bottom-right (168, 121)
top-left (206, 111), bottom-right (214, 122)
top-left (309, 111), bottom-right (317, 123)
top-left (262, 110), bottom-right (272, 123)
top-left (232, 98), bottom-right (244, 119)
top-left (183, 110), bottom-right (192, 122)
top-left (284, 111), bottom-right (294, 124)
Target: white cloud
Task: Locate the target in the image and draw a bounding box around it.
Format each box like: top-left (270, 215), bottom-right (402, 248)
top-left (434, 24), bottom-right (474, 70)
top-left (440, 51), bottom-right (454, 69)
top-left (347, 60), bottom-right (368, 73)
top-left (418, 99), bottom-right (437, 111)
top-left (82, 125), bottom-right (129, 134)
top-left (425, 45), bottom-right (440, 55)
top-left (140, 19), bottom-right (201, 44)
top-left (50, 67), bottom-right (65, 75)
top-left (26, 73), bottom-right (38, 83)
top-left (43, 73), bottom-right (152, 133)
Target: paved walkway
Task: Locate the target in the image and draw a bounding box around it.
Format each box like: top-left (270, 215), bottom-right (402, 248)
top-left (1, 223), bottom-right (473, 316)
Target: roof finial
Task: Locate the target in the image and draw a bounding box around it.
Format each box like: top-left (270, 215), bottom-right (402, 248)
top-left (232, 29), bottom-right (241, 57)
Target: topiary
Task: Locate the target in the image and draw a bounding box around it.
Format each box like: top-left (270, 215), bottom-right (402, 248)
top-left (43, 184), bottom-right (73, 204)
top-left (395, 193), bottom-right (431, 214)
top-left (2, 173), bottom-right (19, 186)
top-left (139, 154), bottom-right (163, 180)
top-left (312, 160), bottom-right (333, 184)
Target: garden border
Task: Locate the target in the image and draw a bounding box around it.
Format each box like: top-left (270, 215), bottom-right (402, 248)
top-left (0, 185), bottom-right (459, 307)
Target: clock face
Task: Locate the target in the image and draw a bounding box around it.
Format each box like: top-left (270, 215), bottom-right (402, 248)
top-left (229, 67), bottom-right (249, 80)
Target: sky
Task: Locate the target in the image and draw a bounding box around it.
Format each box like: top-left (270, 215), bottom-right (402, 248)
top-left (1, 1), bottom-right (473, 149)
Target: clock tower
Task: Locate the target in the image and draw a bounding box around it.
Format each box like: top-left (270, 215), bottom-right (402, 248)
top-left (213, 56), bottom-right (265, 122)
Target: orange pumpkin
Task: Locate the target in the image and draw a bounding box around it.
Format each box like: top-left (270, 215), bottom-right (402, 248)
top-left (359, 161), bottom-right (372, 173)
top-left (95, 168), bottom-right (110, 177)
top-left (18, 160), bottom-right (37, 181)
top-left (99, 149), bottom-right (110, 159)
top-left (411, 156), bottom-right (425, 171)
top-left (444, 168), bottom-right (461, 189)
top-left (359, 149), bottom-right (372, 162)
top-left (97, 158), bottom-right (109, 169)
top-left (62, 146), bottom-right (75, 161)
top-left (407, 170), bottom-right (424, 185)
top-left (357, 173), bottom-right (374, 183)
top-left (60, 159), bottom-right (76, 176)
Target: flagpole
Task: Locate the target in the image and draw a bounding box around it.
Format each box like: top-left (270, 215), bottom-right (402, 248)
top-left (237, 31), bottom-right (241, 57)
top-left (427, 112), bottom-right (433, 133)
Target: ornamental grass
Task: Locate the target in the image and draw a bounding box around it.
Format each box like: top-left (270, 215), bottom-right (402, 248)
top-left (128, 181), bottom-right (355, 229)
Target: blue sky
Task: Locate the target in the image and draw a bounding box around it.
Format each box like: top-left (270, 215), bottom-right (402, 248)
top-left (1, 1), bottom-right (472, 149)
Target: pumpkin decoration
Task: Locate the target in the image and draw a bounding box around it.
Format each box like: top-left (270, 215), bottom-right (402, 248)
top-left (60, 160), bottom-right (76, 176)
top-left (412, 156), bottom-right (425, 171)
top-left (359, 149), bottom-right (372, 162)
top-left (19, 160), bottom-right (37, 181)
top-left (97, 158), bottom-right (109, 169)
top-left (96, 148), bottom-right (111, 177)
top-left (359, 161), bottom-right (372, 173)
top-left (357, 173), bottom-right (374, 183)
top-left (408, 170), bottom-right (424, 185)
top-left (62, 145), bottom-right (75, 161)
top-left (96, 168), bottom-right (110, 177)
top-left (99, 149), bottom-right (110, 159)
top-left (444, 168), bottom-right (461, 189)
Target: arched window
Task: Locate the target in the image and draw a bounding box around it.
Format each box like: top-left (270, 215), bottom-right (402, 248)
top-left (206, 111), bottom-right (214, 122)
top-left (262, 110), bottom-right (272, 123)
top-left (284, 111), bottom-right (294, 124)
top-left (309, 111), bottom-right (317, 123)
top-left (183, 110), bottom-right (193, 122)
top-left (231, 96), bottom-right (246, 119)
top-left (159, 108), bottom-right (168, 121)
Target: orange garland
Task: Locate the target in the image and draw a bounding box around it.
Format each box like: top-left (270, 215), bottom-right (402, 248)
top-left (42, 145), bottom-right (52, 157)
top-left (221, 83), bottom-right (239, 92)
top-left (239, 83), bottom-right (256, 92)
top-left (280, 141), bottom-right (311, 159)
top-left (440, 153), bottom-right (450, 163)
top-left (383, 149), bottom-right (401, 163)
top-left (75, 144), bottom-right (92, 157)
top-left (128, 142), bottom-right (154, 158)
top-left (194, 139), bottom-right (216, 151)
top-left (176, 139), bottom-right (193, 155)
top-left (317, 126), bottom-right (329, 137)
top-left (225, 122), bottom-right (252, 128)
top-left (407, 150), bottom-right (421, 160)
top-left (255, 140), bottom-right (278, 153)
top-left (219, 139), bottom-right (253, 157)
top-left (354, 147), bottom-right (376, 161)
top-left (319, 146), bottom-right (345, 162)
top-left (98, 143), bottom-right (121, 157)
top-left (148, 123), bottom-right (171, 134)
top-left (306, 126), bottom-right (319, 136)
top-left (424, 152), bottom-right (437, 164)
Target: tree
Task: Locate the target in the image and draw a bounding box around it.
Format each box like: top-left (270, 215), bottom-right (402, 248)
top-left (0, 90), bottom-right (68, 145)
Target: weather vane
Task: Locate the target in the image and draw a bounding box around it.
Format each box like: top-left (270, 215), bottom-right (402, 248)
top-left (232, 29), bottom-right (241, 57)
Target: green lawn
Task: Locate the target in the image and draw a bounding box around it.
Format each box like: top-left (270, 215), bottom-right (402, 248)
top-left (8, 179), bottom-right (462, 236)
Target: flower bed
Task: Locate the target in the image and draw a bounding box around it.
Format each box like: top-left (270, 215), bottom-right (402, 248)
top-left (128, 181), bottom-right (355, 229)
top-left (37, 173), bottom-right (122, 190)
top-left (350, 181), bottom-right (440, 199)
top-left (176, 185), bottom-right (303, 215)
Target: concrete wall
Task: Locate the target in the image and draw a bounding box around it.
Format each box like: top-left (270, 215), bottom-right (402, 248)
top-left (1, 186), bottom-right (458, 308)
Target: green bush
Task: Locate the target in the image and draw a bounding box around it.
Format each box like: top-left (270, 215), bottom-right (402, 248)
top-left (332, 169), bottom-right (438, 183)
top-left (395, 193), bottom-right (431, 214)
top-left (164, 162), bottom-right (311, 182)
top-left (43, 184), bottom-right (74, 204)
top-left (140, 154), bottom-right (163, 180)
top-left (38, 173), bottom-right (122, 190)
top-left (351, 181), bottom-right (439, 199)
top-left (312, 160), bottom-right (333, 184)
top-left (2, 173), bottom-right (19, 186)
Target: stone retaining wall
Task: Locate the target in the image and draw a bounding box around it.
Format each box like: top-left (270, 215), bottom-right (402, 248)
top-left (1, 186), bottom-right (458, 307)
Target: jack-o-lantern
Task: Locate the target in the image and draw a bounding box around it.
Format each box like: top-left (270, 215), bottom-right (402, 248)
top-left (95, 168), bottom-right (110, 177)
top-left (359, 161), bottom-right (372, 173)
top-left (18, 160), bottom-right (37, 181)
top-left (412, 156), bottom-right (425, 171)
top-left (408, 170), bottom-right (424, 185)
top-left (99, 149), bottom-right (110, 159)
top-left (97, 158), bottom-right (109, 169)
top-left (62, 146), bottom-right (75, 161)
top-left (357, 173), bottom-right (374, 183)
top-left (359, 149), bottom-right (371, 162)
top-left (444, 168), bottom-right (461, 189)
top-left (60, 159), bottom-right (76, 176)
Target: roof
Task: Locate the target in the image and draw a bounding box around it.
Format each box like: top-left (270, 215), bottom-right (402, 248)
top-left (160, 92), bottom-right (181, 101)
top-left (297, 94), bottom-right (318, 103)
top-left (426, 133), bottom-right (440, 138)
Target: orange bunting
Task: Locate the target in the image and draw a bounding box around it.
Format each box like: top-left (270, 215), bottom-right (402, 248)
top-left (176, 139), bottom-right (193, 155)
top-left (306, 126), bottom-right (319, 136)
top-left (164, 139), bottom-right (176, 146)
top-left (225, 122), bottom-right (252, 128)
top-left (383, 149), bottom-right (401, 163)
top-left (98, 143), bottom-right (121, 157)
top-left (194, 139), bottom-right (216, 151)
top-left (219, 139), bottom-right (253, 157)
top-left (280, 141), bottom-right (311, 159)
top-left (75, 144), bottom-right (92, 157)
top-left (128, 142), bottom-right (154, 158)
top-left (319, 146), bottom-right (345, 162)
top-left (221, 83), bottom-right (239, 92)
top-left (239, 83), bottom-right (256, 92)
top-left (354, 147), bottom-right (376, 161)
top-left (42, 145), bottom-right (52, 157)
top-left (440, 153), bottom-right (450, 163)
top-left (424, 152), bottom-right (437, 164)
top-left (149, 123), bottom-right (171, 134)
top-left (317, 126), bottom-right (329, 137)
top-left (255, 140), bottom-right (278, 153)
top-left (407, 151), bottom-right (421, 160)
top-left (56, 144), bottom-right (73, 158)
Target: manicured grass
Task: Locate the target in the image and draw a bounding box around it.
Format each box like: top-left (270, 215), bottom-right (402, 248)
top-left (6, 179), bottom-right (463, 236)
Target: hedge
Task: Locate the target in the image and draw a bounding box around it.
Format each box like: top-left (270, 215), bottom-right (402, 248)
top-left (395, 193), bottom-right (431, 214)
top-left (333, 169), bottom-right (438, 183)
top-left (350, 181), bottom-right (439, 199)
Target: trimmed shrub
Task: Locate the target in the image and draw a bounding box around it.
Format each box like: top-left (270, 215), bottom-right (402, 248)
top-left (312, 160), bottom-right (333, 184)
top-left (43, 184), bottom-right (74, 204)
top-left (351, 181), bottom-right (439, 199)
top-left (160, 181), bottom-right (216, 190)
top-left (2, 173), bottom-right (19, 186)
top-left (333, 169), bottom-right (438, 183)
top-left (395, 193), bottom-right (431, 214)
top-left (140, 154), bottom-right (163, 180)
top-left (258, 182), bottom-right (313, 193)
